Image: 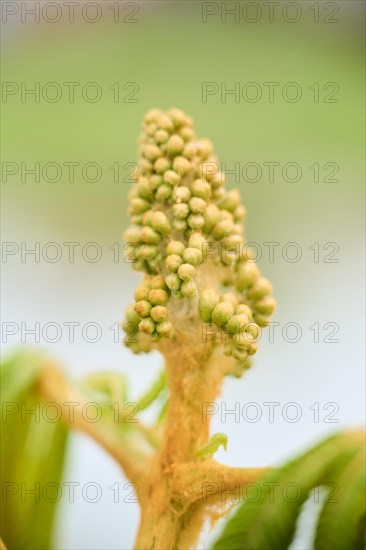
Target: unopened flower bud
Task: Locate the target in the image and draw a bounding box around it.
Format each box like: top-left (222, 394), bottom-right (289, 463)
top-left (167, 240), bottom-right (185, 256)
top-left (156, 320), bottom-right (173, 336)
top-left (151, 211), bottom-right (171, 234)
top-left (203, 204), bottom-right (221, 233)
top-left (173, 219), bottom-right (188, 232)
top-left (191, 179), bottom-right (211, 200)
top-left (177, 263), bottom-right (195, 281)
top-left (199, 289), bottom-right (220, 322)
top-left (125, 305), bottom-right (141, 324)
top-left (155, 129), bottom-right (169, 143)
top-left (134, 286), bottom-right (150, 302)
top-left (165, 273), bottom-right (181, 291)
top-left (173, 156), bottom-right (191, 176)
top-left (173, 203), bottom-right (190, 219)
top-left (172, 186), bottom-right (191, 203)
top-left (149, 289), bottom-right (169, 305)
top-left (163, 170), bottom-right (181, 186)
top-left (189, 197), bottom-right (207, 214)
top-left (182, 247), bottom-right (202, 266)
top-left (166, 254), bottom-right (183, 272)
top-left (254, 296), bottom-right (276, 315)
top-left (134, 300), bottom-right (152, 318)
top-left (212, 220), bottom-right (233, 240)
top-left (155, 184), bottom-right (172, 202)
top-left (139, 318), bottom-right (156, 335)
top-left (167, 134), bottom-right (185, 155)
top-left (140, 226), bottom-right (160, 244)
top-left (130, 198), bottom-right (151, 214)
top-left (235, 263), bottom-right (260, 291)
top-left (154, 157), bottom-right (171, 174)
top-left (138, 245), bottom-right (158, 260)
top-left (187, 214), bottom-right (205, 230)
top-left (181, 280), bottom-right (198, 298)
top-left (150, 305), bottom-right (168, 323)
top-left (151, 275), bottom-right (167, 290)
top-left (218, 189), bottom-right (240, 211)
top-left (226, 314), bottom-right (250, 334)
top-left (144, 144), bottom-right (162, 162)
top-left (188, 232), bottom-right (206, 251)
top-left (247, 277), bottom-right (273, 300)
top-left (212, 301), bottom-right (235, 327)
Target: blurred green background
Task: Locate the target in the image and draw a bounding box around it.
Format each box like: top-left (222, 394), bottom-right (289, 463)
top-left (1, 2), bottom-right (365, 549)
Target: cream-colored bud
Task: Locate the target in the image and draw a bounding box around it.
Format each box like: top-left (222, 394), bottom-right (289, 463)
top-left (199, 289), bottom-right (220, 322)
top-left (154, 157), bottom-right (171, 174)
top-left (173, 219), bottom-right (188, 232)
top-left (140, 226), bottom-right (160, 244)
top-left (155, 129), bottom-right (169, 143)
top-left (124, 225), bottom-right (141, 245)
top-left (151, 275), bottom-right (167, 290)
top-left (156, 320), bottom-right (173, 336)
top-left (165, 273), bottom-right (181, 291)
top-left (168, 108), bottom-right (187, 127)
top-left (191, 179), bottom-right (211, 200)
top-left (236, 304), bottom-right (253, 318)
top-left (182, 247), bottom-right (202, 266)
top-left (183, 142), bottom-right (197, 159)
top-left (144, 144), bottom-right (162, 162)
top-left (150, 174), bottom-right (163, 190)
top-left (149, 289), bottom-right (169, 305)
top-left (138, 245), bottom-right (158, 261)
top-left (157, 114), bottom-right (174, 131)
top-left (225, 314), bottom-right (250, 334)
top-left (134, 286), bottom-right (150, 302)
top-left (178, 263), bottom-right (195, 281)
top-left (212, 220), bottom-right (233, 240)
top-left (187, 214), bottom-right (205, 230)
top-left (166, 240), bottom-right (185, 256)
top-left (173, 156), bottom-right (191, 176)
top-left (166, 254), bottom-right (183, 273)
top-left (134, 300), bottom-right (152, 318)
top-left (139, 318), bottom-right (155, 335)
top-left (144, 109), bottom-right (161, 124)
top-left (232, 347), bottom-right (248, 362)
top-left (188, 232), bottom-right (206, 250)
top-left (151, 211), bottom-right (171, 234)
top-left (212, 301), bottom-right (235, 328)
top-left (196, 138), bottom-right (213, 159)
top-left (210, 171), bottom-right (225, 188)
top-left (155, 184), bottom-right (172, 202)
top-left (218, 189), bottom-right (241, 211)
top-left (234, 205), bottom-right (247, 221)
top-left (179, 126), bottom-right (195, 142)
top-left (130, 197), bottom-right (151, 214)
top-left (163, 170), bottom-right (181, 186)
top-left (167, 134), bottom-right (185, 155)
top-left (150, 305), bottom-right (168, 323)
top-left (203, 204), bottom-right (221, 232)
top-left (235, 263), bottom-right (259, 291)
top-left (189, 197), bottom-right (207, 214)
top-left (173, 203), bottom-right (190, 219)
top-left (222, 292), bottom-right (238, 307)
top-left (247, 277), bottom-right (273, 300)
top-left (172, 186), bottom-right (191, 203)
top-left (181, 280), bottom-right (198, 298)
top-left (149, 332), bottom-right (161, 343)
top-left (254, 296), bottom-right (276, 315)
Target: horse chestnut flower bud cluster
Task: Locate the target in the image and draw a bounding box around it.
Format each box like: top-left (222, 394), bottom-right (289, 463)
top-left (122, 108), bottom-right (275, 372)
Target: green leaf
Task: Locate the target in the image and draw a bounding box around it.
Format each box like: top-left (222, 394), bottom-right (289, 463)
top-left (1, 350), bottom-right (68, 550)
top-left (196, 433), bottom-right (228, 459)
top-left (314, 438), bottom-right (366, 550)
top-left (212, 431), bottom-right (365, 550)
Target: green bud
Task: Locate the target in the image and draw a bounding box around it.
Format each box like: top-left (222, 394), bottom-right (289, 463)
top-left (130, 197), bottom-right (151, 214)
top-left (180, 126), bottom-right (195, 142)
top-left (140, 158), bottom-right (153, 174)
top-left (232, 347), bottom-right (248, 362)
top-left (234, 205), bottom-right (247, 221)
top-left (221, 292), bottom-right (238, 307)
top-left (196, 139), bottom-right (213, 159)
top-left (134, 300), bottom-right (152, 318)
top-left (236, 304), bottom-right (253, 318)
top-left (163, 170), bottom-right (181, 186)
top-left (173, 203), bottom-right (190, 219)
top-left (191, 179), bottom-right (211, 200)
top-left (253, 314), bottom-right (269, 328)
top-left (155, 129), bottom-right (169, 143)
top-left (254, 296), bottom-right (276, 315)
top-left (182, 142), bottom-right (196, 159)
top-left (166, 254), bottom-right (183, 272)
top-left (223, 342), bottom-right (233, 356)
top-left (124, 225), bottom-right (141, 245)
top-left (149, 332), bottom-right (162, 343)
top-left (136, 178), bottom-right (154, 201)
top-left (212, 220), bottom-right (234, 240)
top-left (182, 247), bottom-right (202, 266)
top-left (144, 109), bottom-right (161, 124)
top-left (155, 184), bottom-right (172, 202)
top-left (174, 219), bottom-right (188, 232)
top-left (172, 289), bottom-right (184, 299)
top-left (140, 226), bottom-right (160, 244)
top-left (235, 263), bottom-right (259, 291)
top-left (154, 157), bottom-right (171, 174)
top-left (138, 245), bottom-right (158, 260)
top-left (151, 211), bottom-right (171, 234)
top-left (247, 277), bottom-right (273, 300)
top-left (173, 156), bottom-right (191, 176)
top-left (212, 301), bottom-right (235, 328)
top-left (225, 314), bottom-right (249, 334)
top-left (134, 286), bottom-right (150, 302)
top-left (144, 144), bottom-right (162, 162)
top-left (150, 174), bottom-right (163, 190)
top-left (150, 305), bottom-right (168, 323)
top-left (151, 275), bottom-right (167, 289)
top-left (203, 204), bottom-right (221, 233)
top-left (165, 273), bottom-right (181, 291)
top-left (172, 186), bottom-right (191, 203)
top-left (125, 305), bottom-right (141, 324)
top-left (167, 134), bottom-right (185, 155)
top-left (181, 280), bottom-right (198, 298)
top-left (210, 171), bottom-right (225, 188)
top-left (139, 318), bottom-right (156, 335)
top-left (222, 234), bottom-right (242, 251)
top-left (166, 240), bottom-right (185, 256)
top-left (149, 289), bottom-right (169, 305)
top-left (218, 189), bottom-right (240, 211)
top-left (188, 232), bottom-right (206, 251)
top-left (187, 214), bottom-right (205, 230)
top-left (178, 263), bottom-right (195, 281)
top-left (189, 197), bottom-right (207, 215)
top-left (199, 289), bottom-right (220, 322)
top-left (156, 320), bottom-right (173, 336)
top-left (168, 108), bottom-right (186, 127)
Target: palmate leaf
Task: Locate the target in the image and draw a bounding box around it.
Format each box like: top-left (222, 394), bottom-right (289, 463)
top-left (212, 431), bottom-right (365, 550)
top-left (1, 350), bottom-right (68, 550)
